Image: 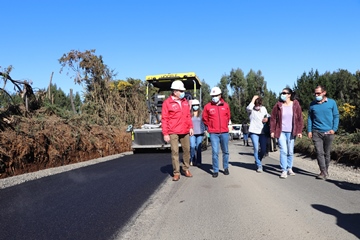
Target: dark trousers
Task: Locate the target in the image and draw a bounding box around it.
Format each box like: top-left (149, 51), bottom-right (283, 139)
top-left (312, 131), bottom-right (335, 172)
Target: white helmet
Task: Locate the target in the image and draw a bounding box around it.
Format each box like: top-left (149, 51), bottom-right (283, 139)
top-left (170, 80), bottom-right (186, 91)
top-left (210, 87), bottom-right (222, 96)
top-left (192, 99), bottom-right (200, 105)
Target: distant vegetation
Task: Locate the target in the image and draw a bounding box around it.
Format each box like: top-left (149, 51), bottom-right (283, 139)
top-left (1, 50), bottom-right (359, 177)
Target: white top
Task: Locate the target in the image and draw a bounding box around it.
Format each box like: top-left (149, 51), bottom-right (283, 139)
top-left (246, 102), bottom-right (268, 134)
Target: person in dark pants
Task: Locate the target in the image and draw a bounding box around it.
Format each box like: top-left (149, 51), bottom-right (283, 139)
top-left (241, 121), bottom-right (250, 146)
top-left (307, 85), bottom-right (339, 180)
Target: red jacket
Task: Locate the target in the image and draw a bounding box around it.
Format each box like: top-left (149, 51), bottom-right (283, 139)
top-left (270, 100), bottom-right (304, 138)
top-left (202, 99), bottom-right (231, 133)
top-left (161, 96), bottom-right (193, 135)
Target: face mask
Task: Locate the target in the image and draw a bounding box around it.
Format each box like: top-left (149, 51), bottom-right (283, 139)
top-left (212, 97), bottom-right (219, 103)
top-left (192, 106), bottom-right (199, 111)
top-left (280, 94), bottom-right (287, 101)
top-left (315, 95), bottom-right (323, 102)
top-left (254, 106), bottom-right (261, 111)
top-left (179, 92), bottom-right (185, 99)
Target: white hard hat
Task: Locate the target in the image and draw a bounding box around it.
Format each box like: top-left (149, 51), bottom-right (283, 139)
top-left (170, 80), bottom-right (186, 91)
top-left (192, 99), bottom-right (200, 105)
top-left (210, 87), bottom-right (222, 96)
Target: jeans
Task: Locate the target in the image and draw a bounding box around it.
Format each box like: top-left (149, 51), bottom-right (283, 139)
top-left (210, 133), bottom-right (229, 173)
top-left (190, 134), bottom-right (204, 164)
top-left (312, 131), bottom-right (335, 172)
top-left (249, 133), bottom-right (267, 168)
top-left (278, 132), bottom-right (295, 172)
top-left (243, 133), bottom-right (249, 141)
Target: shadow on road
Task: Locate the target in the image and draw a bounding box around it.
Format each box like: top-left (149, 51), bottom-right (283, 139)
top-left (312, 204), bottom-right (360, 239)
top-left (160, 164), bottom-right (173, 176)
top-left (237, 152), bottom-right (254, 156)
top-left (229, 161), bottom-right (256, 171)
top-left (325, 179), bottom-right (360, 191)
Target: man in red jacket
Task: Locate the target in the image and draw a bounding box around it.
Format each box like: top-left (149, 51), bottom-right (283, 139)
top-left (162, 80), bottom-right (194, 181)
top-left (202, 87), bottom-right (231, 178)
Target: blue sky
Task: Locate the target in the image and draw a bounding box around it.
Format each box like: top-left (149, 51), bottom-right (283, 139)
top-left (2, 0), bottom-right (359, 97)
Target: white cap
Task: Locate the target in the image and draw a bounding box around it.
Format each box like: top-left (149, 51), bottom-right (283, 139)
top-left (210, 87), bottom-right (222, 96)
top-left (170, 80), bottom-right (186, 91)
top-left (192, 99), bottom-right (200, 105)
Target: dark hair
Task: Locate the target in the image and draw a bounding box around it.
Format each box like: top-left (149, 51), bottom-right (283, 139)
top-left (316, 85), bottom-right (326, 92)
top-left (255, 97), bottom-right (262, 106)
top-left (191, 107), bottom-right (202, 116)
top-left (282, 87), bottom-right (297, 101)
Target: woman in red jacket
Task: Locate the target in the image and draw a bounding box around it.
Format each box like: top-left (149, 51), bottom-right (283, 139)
top-left (270, 88), bottom-right (304, 179)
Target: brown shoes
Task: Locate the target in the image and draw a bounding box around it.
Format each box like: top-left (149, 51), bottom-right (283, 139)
top-left (173, 175), bottom-right (180, 181)
top-left (183, 170), bottom-right (193, 177)
top-left (173, 170), bottom-right (193, 181)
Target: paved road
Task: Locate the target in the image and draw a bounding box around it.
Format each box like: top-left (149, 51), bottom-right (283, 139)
top-left (1, 141), bottom-right (359, 240)
top-left (0, 151), bottom-right (173, 240)
top-left (116, 141), bottom-right (360, 240)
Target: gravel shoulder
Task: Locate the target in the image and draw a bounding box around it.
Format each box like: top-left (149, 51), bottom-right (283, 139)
top-left (267, 150), bottom-right (360, 185)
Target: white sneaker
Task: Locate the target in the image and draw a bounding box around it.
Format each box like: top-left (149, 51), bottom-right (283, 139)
top-left (256, 167), bottom-right (263, 173)
top-left (288, 169), bottom-right (296, 176)
top-left (280, 171), bottom-right (287, 179)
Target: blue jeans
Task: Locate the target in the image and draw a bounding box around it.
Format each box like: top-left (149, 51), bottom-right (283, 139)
top-left (278, 132), bottom-right (295, 172)
top-left (210, 133), bottom-right (229, 173)
top-left (243, 133), bottom-right (249, 141)
top-left (190, 134), bottom-right (204, 164)
top-left (249, 133), bottom-right (267, 168)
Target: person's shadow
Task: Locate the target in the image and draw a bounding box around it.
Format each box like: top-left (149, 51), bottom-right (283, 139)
top-left (312, 204), bottom-right (360, 239)
top-left (325, 179), bottom-right (360, 191)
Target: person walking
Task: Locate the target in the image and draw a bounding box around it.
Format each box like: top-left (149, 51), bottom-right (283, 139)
top-left (190, 99), bottom-right (205, 167)
top-left (241, 121), bottom-right (250, 146)
top-left (162, 80), bottom-right (194, 181)
top-left (202, 87), bottom-right (231, 178)
top-left (307, 85), bottom-right (339, 180)
top-left (270, 88), bottom-right (304, 179)
top-left (246, 95), bottom-right (269, 173)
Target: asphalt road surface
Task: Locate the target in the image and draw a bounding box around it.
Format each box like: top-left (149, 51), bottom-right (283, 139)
top-left (116, 141), bottom-right (360, 240)
top-left (1, 141), bottom-right (359, 240)
top-left (0, 152), bottom-right (173, 240)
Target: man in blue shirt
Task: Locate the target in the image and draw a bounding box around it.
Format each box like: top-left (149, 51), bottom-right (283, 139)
top-left (307, 85), bottom-right (339, 180)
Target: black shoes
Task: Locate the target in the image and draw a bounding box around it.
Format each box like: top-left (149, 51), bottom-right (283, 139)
top-left (213, 169), bottom-right (229, 177)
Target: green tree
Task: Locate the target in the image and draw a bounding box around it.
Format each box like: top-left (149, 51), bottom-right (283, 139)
top-left (200, 80), bottom-right (211, 108)
top-left (59, 49), bottom-right (117, 124)
top-left (217, 74), bottom-right (230, 103)
top-left (229, 68), bottom-right (246, 123)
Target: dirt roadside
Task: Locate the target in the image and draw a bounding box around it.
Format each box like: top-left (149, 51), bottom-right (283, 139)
top-left (267, 149), bottom-right (360, 185)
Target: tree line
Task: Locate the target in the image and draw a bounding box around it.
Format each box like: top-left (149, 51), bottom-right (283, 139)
top-left (1, 50), bottom-right (359, 134)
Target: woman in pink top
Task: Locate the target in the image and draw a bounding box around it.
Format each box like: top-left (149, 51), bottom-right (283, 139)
top-left (270, 88), bottom-right (304, 179)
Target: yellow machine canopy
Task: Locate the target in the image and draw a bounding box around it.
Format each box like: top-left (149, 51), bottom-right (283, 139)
top-left (145, 72), bottom-right (201, 91)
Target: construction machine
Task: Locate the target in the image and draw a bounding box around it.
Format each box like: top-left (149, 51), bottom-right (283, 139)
top-left (128, 72), bottom-right (202, 153)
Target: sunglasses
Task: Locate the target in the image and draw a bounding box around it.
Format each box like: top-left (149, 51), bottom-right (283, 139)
top-left (281, 92), bottom-right (290, 95)
top-left (314, 92), bottom-right (323, 96)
